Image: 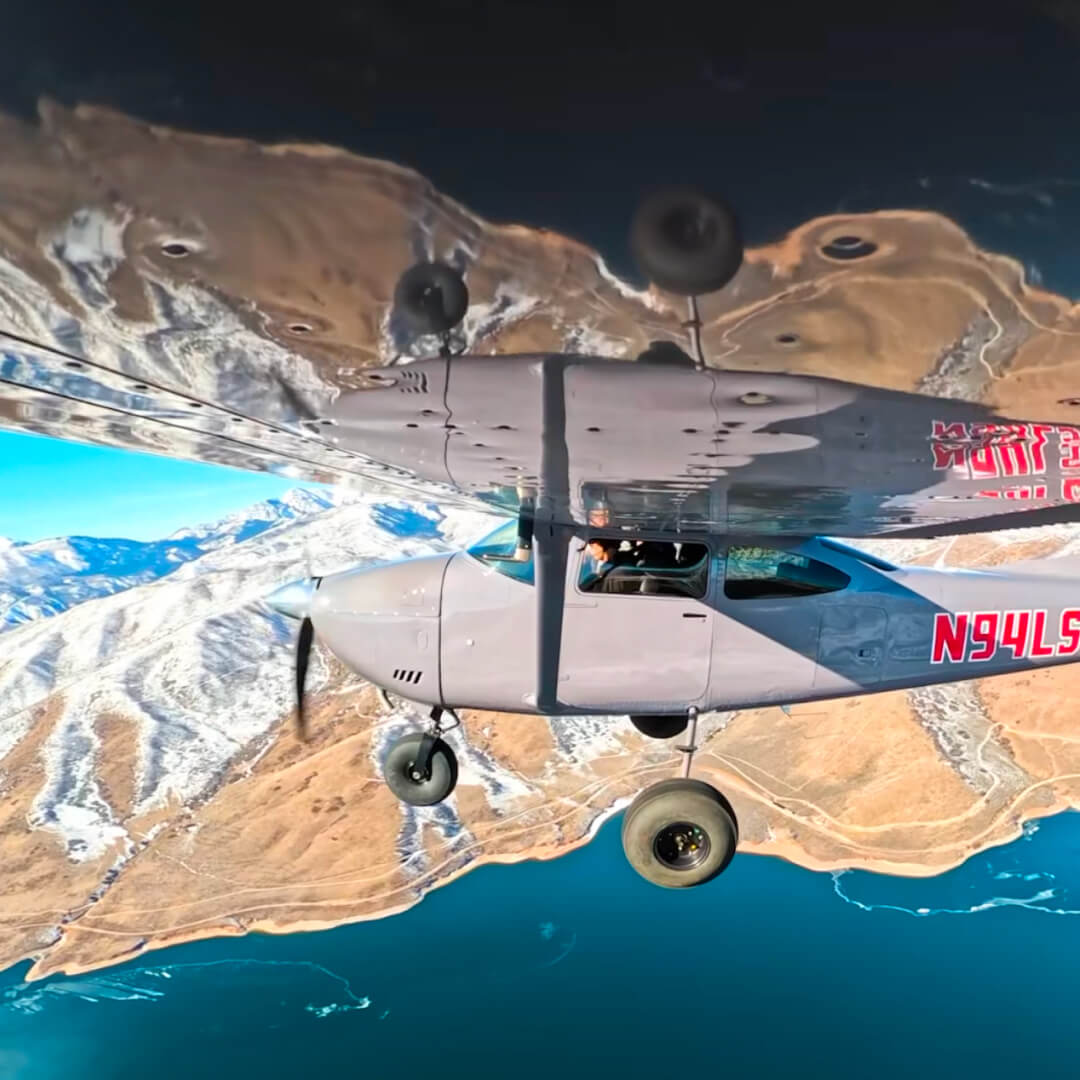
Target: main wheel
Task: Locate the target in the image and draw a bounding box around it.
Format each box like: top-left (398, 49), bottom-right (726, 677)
top-left (383, 733), bottom-right (458, 806)
top-left (393, 261), bottom-right (469, 335)
top-left (621, 779), bottom-right (738, 888)
top-left (629, 714), bottom-right (687, 740)
top-left (629, 187), bottom-right (742, 296)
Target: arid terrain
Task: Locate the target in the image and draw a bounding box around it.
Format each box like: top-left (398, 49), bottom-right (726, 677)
top-left (5, 101), bottom-right (1080, 983)
top-left (3, 495), bottom-right (1080, 983)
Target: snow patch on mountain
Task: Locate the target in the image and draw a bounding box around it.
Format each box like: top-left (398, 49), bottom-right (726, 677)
top-left (0, 491), bottom-right (498, 859)
top-left (0, 487), bottom-right (351, 631)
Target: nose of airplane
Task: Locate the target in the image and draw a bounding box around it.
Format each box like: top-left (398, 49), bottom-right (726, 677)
top-left (265, 578), bottom-right (320, 620)
top-left (308, 553), bottom-right (454, 702)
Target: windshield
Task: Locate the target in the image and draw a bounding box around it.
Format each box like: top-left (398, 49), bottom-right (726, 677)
top-left (465, 520), bottom-right (535, 585)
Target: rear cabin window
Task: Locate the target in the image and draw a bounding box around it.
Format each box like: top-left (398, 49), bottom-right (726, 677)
top-left (579, 538), bottom-right (709, 598)
top-left (466, 521), bottom-right (535, 585)
top-left (724, 545), bottom-right (849, 599)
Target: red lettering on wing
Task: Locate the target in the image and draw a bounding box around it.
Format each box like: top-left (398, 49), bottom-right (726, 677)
top-left (976, 484), bottom-right (1048, 500)
top-left (931, 421), bottom-right (970, 473)
top-left (1057, 609), bottom-right (1080, 657)
top-left (1030, 424), bottom-right (1052, 474)
top-left (1000, 610), bottom-right (1032, 659)
top-left (1031, 610), bottom-right (1056, 657)
top-left (996, 424), bottom-right (1031, 476)
top-left (968, 611), bottom-right (1000, 661)
top-left (1060, 426), bottom-right (1080, 471)
top-left (968, 424), bottom-right (1000, 478)
top-left (931, 612), bottom-right (969, 664)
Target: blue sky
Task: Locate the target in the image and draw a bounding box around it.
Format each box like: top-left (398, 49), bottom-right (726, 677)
top-left (0, 430), bottom-right (320, 542)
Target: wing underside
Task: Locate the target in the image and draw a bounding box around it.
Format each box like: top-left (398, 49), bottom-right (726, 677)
top-left (9, 332), bottom-right (1080, 538)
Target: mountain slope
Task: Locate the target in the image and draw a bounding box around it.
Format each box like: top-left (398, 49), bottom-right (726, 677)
top-left (6, 508), bottom-right (1080, 982)
top-left (0, 488), bottom-right (347, 630)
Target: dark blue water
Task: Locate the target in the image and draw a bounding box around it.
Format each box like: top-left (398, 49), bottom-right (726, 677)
top-left (5, 811), bottom-right (1080, 1079)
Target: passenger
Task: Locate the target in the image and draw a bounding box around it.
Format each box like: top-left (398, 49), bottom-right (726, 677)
top-left (632, 540), bottom-right (677, 568)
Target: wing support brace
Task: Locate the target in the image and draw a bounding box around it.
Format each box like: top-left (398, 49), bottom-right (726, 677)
top-left (533, 357), bottom-right (571, 713)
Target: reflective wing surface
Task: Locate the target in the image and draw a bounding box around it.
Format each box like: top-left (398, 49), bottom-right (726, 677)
top-left (329, 355), bottom-right (1080, 537)
top-left (2, 27), bottom-right (1080, 536)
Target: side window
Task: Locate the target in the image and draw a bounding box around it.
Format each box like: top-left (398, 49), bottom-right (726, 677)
top-left (579, 537), bottom-right (709, 598)
top-left (724, 545), bottom-right (849, 599)
top-left (466, 521), bottom-right (534, 585)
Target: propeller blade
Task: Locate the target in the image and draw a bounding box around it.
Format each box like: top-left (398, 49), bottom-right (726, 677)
top-left (296, 615), bottom-right (314, 740)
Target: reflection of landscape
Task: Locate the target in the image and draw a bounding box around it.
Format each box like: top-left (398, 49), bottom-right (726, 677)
top-left (4, 100), bottom-right (1080, 496)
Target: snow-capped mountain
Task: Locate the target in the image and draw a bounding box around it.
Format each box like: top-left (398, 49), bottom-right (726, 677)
top-left (0, 488), bottom-right (356, 631)
top-left (0, 485), bottom-right (636, 981)
top-left (7, 492), bottom-right (1080, 982)
top-left (0, 492), bottom-right (498, 854)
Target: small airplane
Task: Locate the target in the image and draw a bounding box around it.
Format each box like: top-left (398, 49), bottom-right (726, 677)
top-left (267, 188), bottom-right (1080, 889)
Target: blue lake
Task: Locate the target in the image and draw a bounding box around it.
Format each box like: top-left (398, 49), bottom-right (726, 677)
top-left (4, 810), bottom-right (1080, 1078)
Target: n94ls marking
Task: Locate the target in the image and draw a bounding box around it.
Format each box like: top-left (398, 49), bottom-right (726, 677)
top-left (931, 608), bottom-right (1080, 664)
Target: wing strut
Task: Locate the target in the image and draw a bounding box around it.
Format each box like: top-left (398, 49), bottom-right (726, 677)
top-left (534, 357), bottom-right (571, 713)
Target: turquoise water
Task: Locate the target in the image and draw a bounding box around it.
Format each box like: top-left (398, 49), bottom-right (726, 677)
top-left (4, 811), bottom-right (1080, 1079)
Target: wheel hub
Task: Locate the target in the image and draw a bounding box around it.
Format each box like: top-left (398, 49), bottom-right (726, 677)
top-left (653, 821), bottom-right (711, 871)
top-left (662, 207), bottom-right (717, 252)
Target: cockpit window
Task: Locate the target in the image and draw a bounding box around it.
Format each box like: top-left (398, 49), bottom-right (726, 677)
top-left (724, 545), bottom-right (850, 599)
top-left (466, 520), bottom-right (535, 585)
top-left (578, 537), bottom-right (709, 598)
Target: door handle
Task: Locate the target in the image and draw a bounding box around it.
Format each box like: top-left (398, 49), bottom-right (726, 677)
top-left (681, 612), bottom-right (707, 619)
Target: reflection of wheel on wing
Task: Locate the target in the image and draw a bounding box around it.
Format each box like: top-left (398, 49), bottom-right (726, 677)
top-left (393, 260), bottom-right (469, 336)
top-left (629, 187), bottom-right (743, 296)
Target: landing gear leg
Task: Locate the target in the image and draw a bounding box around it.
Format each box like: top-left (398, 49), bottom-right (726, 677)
top-left (677, 705), bottom-right (700, 778)
top-left (409, 706), bottom-right (460, 778)
top-left (683, 296), bottom-right (706, 372)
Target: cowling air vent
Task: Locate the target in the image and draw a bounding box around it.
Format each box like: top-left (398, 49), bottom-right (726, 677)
top-left (397, 370), bottom-right (429, 394)
top-left (392, 668), bottom-right (423, 685)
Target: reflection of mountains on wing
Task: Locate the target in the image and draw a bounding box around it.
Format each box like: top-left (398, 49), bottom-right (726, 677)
top-left (2, 103), bottom-right (1080, 534)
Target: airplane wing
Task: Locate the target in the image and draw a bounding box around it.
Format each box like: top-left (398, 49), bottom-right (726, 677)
top-left (15, 319), bottom-right (1080, 539)
top-left (5, 101), bottom-right (1080, 539)
top-left (0, 330), bottom-right (489, 515)
top-left (328, 355), bottom-right (1080, 539)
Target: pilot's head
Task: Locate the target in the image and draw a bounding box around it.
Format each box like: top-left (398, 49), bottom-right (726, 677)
top-left (587, 539), bottom-right (618, 565)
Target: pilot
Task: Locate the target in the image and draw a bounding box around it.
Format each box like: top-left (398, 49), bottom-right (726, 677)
top-left (582, 539), bottom-right (630, 591)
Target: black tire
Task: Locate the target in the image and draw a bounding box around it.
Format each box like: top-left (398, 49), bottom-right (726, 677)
top-left (393, 261), bottom-right (469, 335)
top-left (621, 779), bottom-right (738, 888)
top-left (629, 187), bottom-right (742, 296)
top-left (635, 340), bottom-right (695, 367)
top-left (383, 733), bottom-right (458, 806)
top-left (629, 714), bottom-right (687, 740)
